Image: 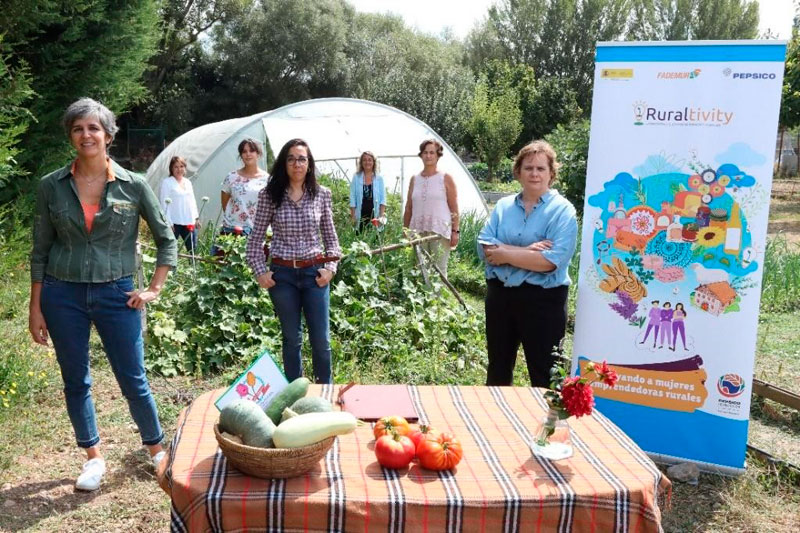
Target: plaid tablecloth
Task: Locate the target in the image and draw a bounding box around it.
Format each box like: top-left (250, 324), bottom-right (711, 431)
top-left (158, 385), bottom-right (671, 532)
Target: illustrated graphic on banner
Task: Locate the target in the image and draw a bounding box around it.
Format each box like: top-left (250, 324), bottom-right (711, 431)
top-left (214, 349), bottom-right (288, 411)
top-left (573, 41), bottom-right (786, 473)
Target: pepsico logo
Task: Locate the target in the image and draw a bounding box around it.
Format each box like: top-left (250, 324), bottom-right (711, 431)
top-left (717, 374), bottom-right (746, 398)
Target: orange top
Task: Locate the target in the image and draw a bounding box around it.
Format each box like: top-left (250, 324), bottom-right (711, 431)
top-left (81, 203), bottom-right (100, 233)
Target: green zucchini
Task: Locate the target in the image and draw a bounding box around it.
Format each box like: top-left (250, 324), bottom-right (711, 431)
top-left (273, 411), bottom-right (357, 448)
top-left (266, 377), bottom-right (311, 424)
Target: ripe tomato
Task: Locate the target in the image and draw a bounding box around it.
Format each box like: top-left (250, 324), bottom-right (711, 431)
top-left (374, 433), bottom-right (415, 469)
top-left (407, 423), bottom-right (438, 450)
top-left (373, 415), bottom-right (410, 440)
top-left (417, 433), bottom-right (464, 471)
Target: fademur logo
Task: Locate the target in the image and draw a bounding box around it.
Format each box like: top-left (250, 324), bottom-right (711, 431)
top-left (601, 68), bottom-right (634, 79)
top-left (632, 100), bottom-right (733, 126)
top-left (657, 69), bottom-right (701, 79)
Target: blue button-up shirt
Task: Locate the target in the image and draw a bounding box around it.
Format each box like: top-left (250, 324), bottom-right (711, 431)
top-left (477, 189), bottom-right (578, 288)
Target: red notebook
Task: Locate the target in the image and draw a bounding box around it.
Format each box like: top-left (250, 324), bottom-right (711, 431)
top-left (337, 384), bottom-right (419, 422)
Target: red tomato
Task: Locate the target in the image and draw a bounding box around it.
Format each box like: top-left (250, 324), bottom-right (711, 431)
top-left (417, 433), bottom-right (464, 471)
top-left (373, 415), bottom-right (410, 440)
top-left (374, 433), bottom-right (415, 469)
top-left (407, 423), bottom-right (438, 450)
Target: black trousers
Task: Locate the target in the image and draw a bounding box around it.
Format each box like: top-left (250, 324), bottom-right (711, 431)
top-left (485, 278), bottom-right (569, 388)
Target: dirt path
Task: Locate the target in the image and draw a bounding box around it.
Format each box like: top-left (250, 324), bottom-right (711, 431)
top-left (0, 355), bottom-right (208, 532)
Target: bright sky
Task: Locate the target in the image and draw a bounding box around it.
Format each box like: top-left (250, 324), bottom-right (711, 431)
top-left (348, 0), bottom-right (795, 40)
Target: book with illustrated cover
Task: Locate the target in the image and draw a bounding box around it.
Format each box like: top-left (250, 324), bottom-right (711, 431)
top-left (214, 349), bottom-right (288, 411)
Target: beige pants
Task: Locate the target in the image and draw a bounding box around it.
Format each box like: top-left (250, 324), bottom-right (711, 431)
top-left (417, 232), bottom-right (451, 277)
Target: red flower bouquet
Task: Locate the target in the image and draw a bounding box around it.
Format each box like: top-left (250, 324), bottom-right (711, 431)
top-left (536, 358), bottom-right (619, 449)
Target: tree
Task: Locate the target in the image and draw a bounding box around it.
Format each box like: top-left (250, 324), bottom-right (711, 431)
top-left (545, 119), bottom-right (590, 213)
top-left (467, 0), bottom-right (630, 110)
top-left (196, 0), bottom-right (354, 122)
top-left (1, 0), bottom-right (160, 176)
top-left (467, 76), bottom-right (523, 182)
top-left (480, 60), bottom-right (581, 151)
top-left (0, 37), bottom-right (34, 196)
top-left (345, 12), bottom-right (475, 150)
top-left (627, 0), bottom-right (759, 40)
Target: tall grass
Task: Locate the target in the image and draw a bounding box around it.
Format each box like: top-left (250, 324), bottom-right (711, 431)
top-left (761, 236), bottom-right (800, 312)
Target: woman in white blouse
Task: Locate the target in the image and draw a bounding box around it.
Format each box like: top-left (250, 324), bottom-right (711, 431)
top-left (159, 156), bottom-right (199, 252)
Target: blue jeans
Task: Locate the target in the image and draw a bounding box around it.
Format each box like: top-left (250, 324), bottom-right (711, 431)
top-left (40, 275), bottom-right (164, 448)
top-left (268, 265), bottom-right (332, 383)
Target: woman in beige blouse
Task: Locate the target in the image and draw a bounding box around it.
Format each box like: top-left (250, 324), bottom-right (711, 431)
top-left (402, 139), bottom-right (459, 275)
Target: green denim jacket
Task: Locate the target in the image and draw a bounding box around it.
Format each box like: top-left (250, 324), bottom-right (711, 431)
top-left (31, 160), bottom-right (177, 283)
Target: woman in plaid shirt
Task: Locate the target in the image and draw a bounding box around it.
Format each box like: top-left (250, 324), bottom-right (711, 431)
top-left (246, 139), bottom-right (341, 383)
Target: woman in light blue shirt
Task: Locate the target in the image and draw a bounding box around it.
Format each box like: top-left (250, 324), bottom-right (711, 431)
top-left (478, 140), bottom-right (578, 387)
top-left (349, 151), bottom-right (386, 232)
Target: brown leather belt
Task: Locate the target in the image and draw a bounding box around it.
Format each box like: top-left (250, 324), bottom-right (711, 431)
top-left (270, 255), bottom-right (340, 269)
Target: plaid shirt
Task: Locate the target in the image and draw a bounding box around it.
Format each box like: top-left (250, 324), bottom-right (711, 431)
top-left (246, 186), bottom-right (341, 275)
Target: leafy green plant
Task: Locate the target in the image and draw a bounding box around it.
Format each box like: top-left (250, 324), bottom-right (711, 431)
top-left (545, 119), bottom-right (589, 213)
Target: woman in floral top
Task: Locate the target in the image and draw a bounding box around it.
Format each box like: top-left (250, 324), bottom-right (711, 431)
top-left (220, 138), bottom-right (269, 235)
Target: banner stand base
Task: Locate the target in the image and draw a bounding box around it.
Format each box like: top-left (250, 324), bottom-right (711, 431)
top-left (647, 451), bottom-right (746, 477)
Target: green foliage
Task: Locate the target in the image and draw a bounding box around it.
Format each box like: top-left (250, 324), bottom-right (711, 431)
top-left (0, 36), bottom-right (34, 193)
top-left (1, 0), bottom-right (160, 186)
top-left (467, 159), bottom-right (514, 183)
top-left (545, 119), bottom-right (590, 213)
top-left (761, 236), bottom-right (800, 313)
top-left (628, 0), bottom-right (760, 41)
top-left (193, 0), bottom-right (353, 122)
top-left (146, 176), bottom-right (487, 382)
top-left (346, 12), bottom-right (475, 151)
top-left (146, 235), bottom-right (281, 376)
top-left (468, 76), bottom-right (522, 182)
top-left (475, 60), bottom-right (581, 153)
top-left (781, 25), bottom-right (800, 131)
top-left (471, 0), bottom-right (630, 109)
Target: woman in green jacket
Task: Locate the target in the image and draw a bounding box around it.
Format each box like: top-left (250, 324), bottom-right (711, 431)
top-left (28, 98), bottom-right (177, 491)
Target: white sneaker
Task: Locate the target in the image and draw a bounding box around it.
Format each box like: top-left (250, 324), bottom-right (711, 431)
top-left (75, 458), bottom-right (106, 491)
top-left (151, 451), bottom-right (166, 470)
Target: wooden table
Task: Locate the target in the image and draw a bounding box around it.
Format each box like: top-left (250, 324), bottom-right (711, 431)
top-left (158, 385), bottom-right (670, 532)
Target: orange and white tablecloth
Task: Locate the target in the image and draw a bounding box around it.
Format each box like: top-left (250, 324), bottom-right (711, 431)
top-left (158, 385), bottom-right (671, 532)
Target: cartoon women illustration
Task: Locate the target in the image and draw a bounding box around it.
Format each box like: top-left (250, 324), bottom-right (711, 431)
top-left (640, 300), bottom-right (661, 348)
top-left (658, 302), bottom-right (673, 349)
top-left (671, 303), bottom-right (688, 351)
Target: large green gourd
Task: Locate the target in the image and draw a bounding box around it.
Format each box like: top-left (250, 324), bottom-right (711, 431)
top-left (290, 396), bottom-right (333, 415)
top-left (219, 399), bottom-right (276, 448)
top-left (266, 377), bottom-right (311, 424)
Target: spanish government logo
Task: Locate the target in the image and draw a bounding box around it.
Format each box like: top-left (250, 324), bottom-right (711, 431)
top-left (717, 374), bottom-right (746, 398)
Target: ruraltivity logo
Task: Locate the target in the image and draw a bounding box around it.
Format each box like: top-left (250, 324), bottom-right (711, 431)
top-left (657, 69), bottom-right (701, 79)
top-left (717, 374), bottom-right (746, 398)
top-left (632, 100), bottom-right (733, 126)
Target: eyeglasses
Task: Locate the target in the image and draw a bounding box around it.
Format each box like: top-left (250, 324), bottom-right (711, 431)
top-left (287, 156), bottom-right (308, 166)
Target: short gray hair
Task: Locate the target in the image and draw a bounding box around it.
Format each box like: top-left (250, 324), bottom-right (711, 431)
top-left (63, 98), bottom-right (119, 142)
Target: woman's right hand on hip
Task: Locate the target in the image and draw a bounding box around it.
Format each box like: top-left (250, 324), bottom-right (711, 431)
top-left (257, 271), bottom-right (275, 289)
top-left (28, 309), bottom-right (49, 346)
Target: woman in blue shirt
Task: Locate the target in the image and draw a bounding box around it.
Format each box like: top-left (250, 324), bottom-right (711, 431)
top-left (478, 140), bottom-right (578, 387)
top-left (349, 151), bottom-right (386, 231)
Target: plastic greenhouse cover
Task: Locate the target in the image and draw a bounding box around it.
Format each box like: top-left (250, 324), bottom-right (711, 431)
top-left (146, 98), bottom-right (488, 228)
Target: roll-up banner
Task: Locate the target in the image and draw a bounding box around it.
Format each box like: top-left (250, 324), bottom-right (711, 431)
top-left (573, 41), bottom-right (786, 473)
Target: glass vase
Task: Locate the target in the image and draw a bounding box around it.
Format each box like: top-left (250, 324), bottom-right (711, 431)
top-left (531, 408), bottom-right (573, 460)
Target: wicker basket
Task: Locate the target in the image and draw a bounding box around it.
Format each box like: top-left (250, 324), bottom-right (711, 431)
top-left (214, 424), bottom-right (335, 479)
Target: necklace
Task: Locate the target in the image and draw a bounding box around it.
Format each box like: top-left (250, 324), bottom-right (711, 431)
top-left (77, 172), bottom-right (105, 185)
